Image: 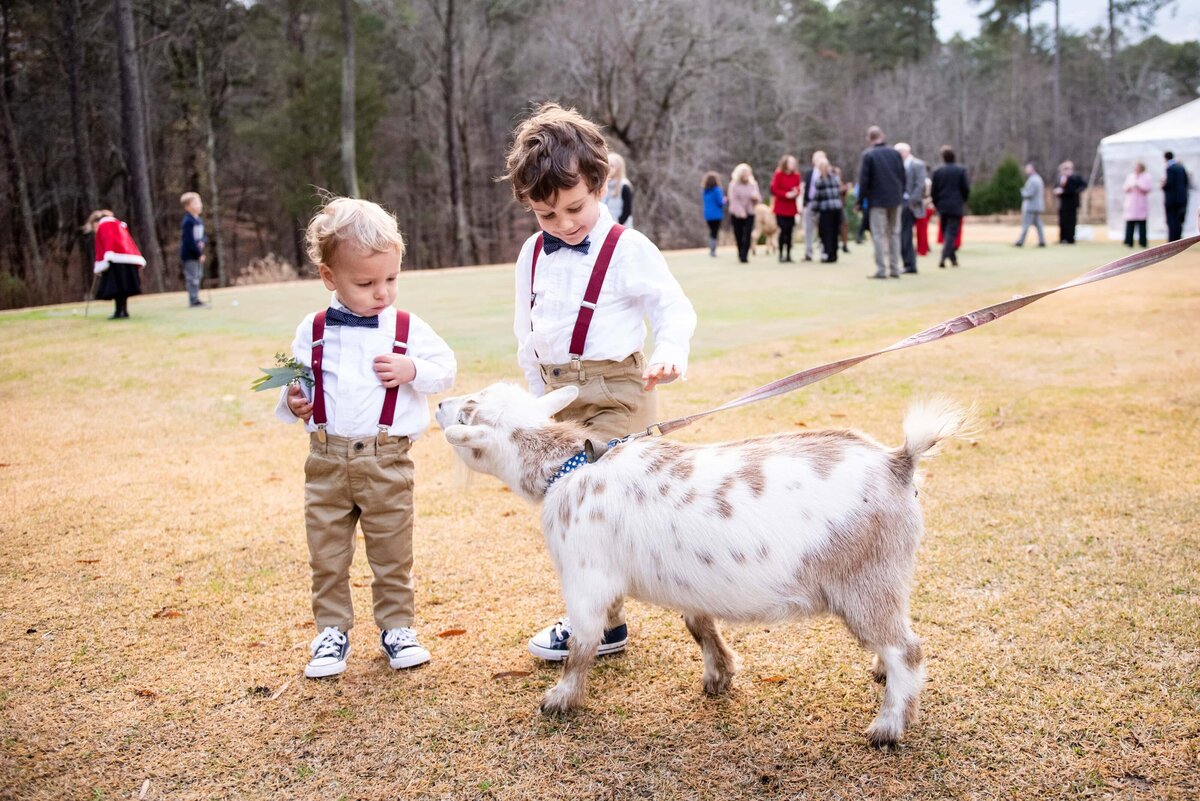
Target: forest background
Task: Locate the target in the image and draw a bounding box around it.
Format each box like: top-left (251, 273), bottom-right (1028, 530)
top-left (0, 0), bottom-right (1197, 309)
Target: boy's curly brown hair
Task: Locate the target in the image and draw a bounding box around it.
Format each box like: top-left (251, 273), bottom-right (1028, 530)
top-left (502, 103), bottom-right (610, 205)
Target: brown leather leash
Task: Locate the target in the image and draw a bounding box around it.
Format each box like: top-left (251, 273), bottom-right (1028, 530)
top-left (636, 234), bottom-right (1200, 438)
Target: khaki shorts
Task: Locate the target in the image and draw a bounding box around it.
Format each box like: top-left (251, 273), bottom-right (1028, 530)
top-left (539, 352), bottom-right (656, 442)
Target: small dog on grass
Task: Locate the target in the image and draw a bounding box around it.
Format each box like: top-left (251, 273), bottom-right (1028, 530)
top-left (436, 383), bottom-right (966, 748)
top-left (751, 202), bottom-right (778, 256)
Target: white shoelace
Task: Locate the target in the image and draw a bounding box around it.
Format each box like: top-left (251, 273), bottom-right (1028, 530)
top-left (552, 618), bottom-right (571, 637)
top-left (383, 627), bottom-right (420, 650)
top-left (310, 626), bottom-right (347, 659)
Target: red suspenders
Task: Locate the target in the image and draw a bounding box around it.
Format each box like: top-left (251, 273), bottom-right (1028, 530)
top-left (310, 309), bottom-right (411, 442)
top-left (529, 224), bottom-right (625, 365)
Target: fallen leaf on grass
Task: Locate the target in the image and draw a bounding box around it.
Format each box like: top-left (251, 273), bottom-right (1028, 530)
top-left (501, 511), bottom-right (515, 517)
top-left (267, 474), bottom-right (282, 482)
top-left (0, 463), bottom-right (10, 468)
top-left (793, 421), bottom-right (807, 427)
top-left (173, 575), bottom-right (183, 584)
top-left (138, 779), bottom-right (151, 799)
top-left (25, 628), bottom-right (36, 634)
top-left (152, 607), bottom-right (183, 619)
top-left (437, 628), bottom-right (467, 638)
top-left (269, 680), bottom-right (292, 700)
top-left (248, 641), bottom-right (268, 649)
top-left (134, 688), bottom-right (157, 698)
top-left (352, 581), bottom-right (369, 588)
top-left (242, 421), bottom-right (255, 427)
top-left (76, 559), bottom-right (100, 564)
top-left (829, 413), bottom-right (846, 418)
top-left (492, 670), bottom-right (532, 680)
top-left (758, 675), bottom-right (787, 683)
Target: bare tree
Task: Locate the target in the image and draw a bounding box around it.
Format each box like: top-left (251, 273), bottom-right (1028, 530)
top-left (340, 0), bottom-right (359, 197)
top-left (114, 0), bottom-right (164, 291)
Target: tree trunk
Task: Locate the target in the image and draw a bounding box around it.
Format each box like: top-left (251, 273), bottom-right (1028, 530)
top-left (1051, 0), bottom-right (1061, 166)
top-left (441, 0), bottom-right (468, 266)
top-left (1107, 0), bottom-right (1117, 104)
top-left (61, 0), bottom-right (97, 211)
top-left (340, 0), bottom-right (359, 197)
top-left (114, 0), bottom-right (164, 292)
top-left (196, 45), bottom-right (227, 287)
top-left (0, 87), bottom-right (44, 293)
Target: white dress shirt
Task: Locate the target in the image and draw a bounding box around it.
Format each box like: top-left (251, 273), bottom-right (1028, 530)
top-left (513, 205), bottom-right (697, 395)
top-left (275, 294), bottom-right (457, 439)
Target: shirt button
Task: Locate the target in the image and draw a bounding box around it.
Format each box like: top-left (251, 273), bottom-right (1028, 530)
top-left (552, 369), bottom-right (561, 377)
top-left (354, 441), bottom-right (364, 451)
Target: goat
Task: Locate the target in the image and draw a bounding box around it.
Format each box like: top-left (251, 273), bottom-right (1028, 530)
top-left (436, 383), bottom-right (966, 748)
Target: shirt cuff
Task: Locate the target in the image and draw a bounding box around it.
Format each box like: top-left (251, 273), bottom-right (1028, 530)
top-left (275, 385), bottom-right (301, 424)
top-left (409, 356), bottom-right (455, 395)
top-left (648, 345), bottom-right (689, 379)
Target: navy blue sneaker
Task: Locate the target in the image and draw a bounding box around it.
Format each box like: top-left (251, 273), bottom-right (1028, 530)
top-left (379, 627), bottom-right (430, 669)
top-left (305, 626), bottom-right (349, 678)
top-left (527, 618), bottom-right (628, 661)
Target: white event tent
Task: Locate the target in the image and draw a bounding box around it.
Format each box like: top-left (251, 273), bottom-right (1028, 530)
top-left (1098, 98), bottom-right (1199, 240)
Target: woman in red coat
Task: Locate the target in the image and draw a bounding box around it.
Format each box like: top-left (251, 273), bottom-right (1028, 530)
top-left (770, 154), bottom-right (801, 263)
top-left (85, 209), bottom-right (146, 319)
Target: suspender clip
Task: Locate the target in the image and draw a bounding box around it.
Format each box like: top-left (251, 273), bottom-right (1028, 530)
top-left (377, 424), bottom-right (390, 446)
top-left (316, 423), bottom-right (327, 443)
top-left (570, 357), bottom-right (584, 382)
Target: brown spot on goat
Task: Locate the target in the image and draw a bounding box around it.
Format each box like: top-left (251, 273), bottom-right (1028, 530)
top-left (730, 549), bottom-right (747, 565)
top-left (677, 489), bottom-right (697, 509)
top-left (756, 542), bottom-right (771, 562)
top-left (669, 457), bottom-right (695, 481)
top-left (904, 640), bottom-right (923, 670)
top-left (557, 501), bottom-right (571, 529)
top-left (471, 448), bottom-right (483, 461)
top-left (713, 497), bottom-right (734, 518)
top-left (737, 462), bottom-right (767, 496)
top-left (696, 550), bottom-right (715, 566)
top-left (888, 450), bottom-right (915, 488)
top-left (593, 480), bottom-right (605, 494)
top-left (627, 484), bottom-right (647, 504)
top-left (658, 482), bottom-right (671, 496)
top-left (589, 506), bottom-right (606, 523)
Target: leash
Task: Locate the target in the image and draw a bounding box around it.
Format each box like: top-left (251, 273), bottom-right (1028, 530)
top-left (635, 234), bottom-right (1200, 439)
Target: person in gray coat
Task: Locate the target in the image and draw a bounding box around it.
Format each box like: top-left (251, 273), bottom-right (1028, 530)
top-left (1014, 162), bottom-right (1046, 247)
top-left (858, 125), bottom-right (906, 279)
top-left (895, 143), bottom-right (927, 273)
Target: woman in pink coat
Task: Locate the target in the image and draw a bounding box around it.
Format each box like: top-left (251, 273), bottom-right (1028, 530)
top-left (1123, 161), bottom-right (1154, 248)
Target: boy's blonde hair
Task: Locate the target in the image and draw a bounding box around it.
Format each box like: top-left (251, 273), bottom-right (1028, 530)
top-left (503, 103), bottom-right (609, 205)
top-left (305, 196), bottom-right (406, 268)
top-left (180, 191), bottom-right (201, 208)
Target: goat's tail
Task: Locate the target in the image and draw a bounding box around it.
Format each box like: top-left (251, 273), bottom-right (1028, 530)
top-left (891, 397), bottom-right (971, 483)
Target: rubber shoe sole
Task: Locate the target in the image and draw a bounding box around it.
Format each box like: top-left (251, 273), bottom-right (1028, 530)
top-left (381, 645), bottom-right (430, 670)
top-left (304, 654), bottom-right (348, 679)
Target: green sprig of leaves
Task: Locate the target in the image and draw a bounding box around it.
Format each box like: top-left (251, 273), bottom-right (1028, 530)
top-left (251, 352), bottom-right (314, 392)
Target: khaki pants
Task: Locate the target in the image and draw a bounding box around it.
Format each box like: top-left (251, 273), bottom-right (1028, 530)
top-left (539, 352), bottom-right (655, 627)
top-left (539, 352), bottom-right (656, 442)
top-left (304, 433), bottom-right (415, 632)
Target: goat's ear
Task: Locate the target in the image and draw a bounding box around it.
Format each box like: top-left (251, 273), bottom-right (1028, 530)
top-left (538, 385), bottom-right (580, 418)
top-left (443, 424), bottom-right (490, 448)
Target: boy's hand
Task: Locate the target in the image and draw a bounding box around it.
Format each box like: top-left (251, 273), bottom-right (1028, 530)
top-left (287, 383), bottom-right (314, 422)
top-left (374, 354), bottom-right (416, 388)
top-left (642, 362), bottom-right (680, 392)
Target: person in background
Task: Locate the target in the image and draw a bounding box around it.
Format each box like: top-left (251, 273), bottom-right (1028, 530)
top-left (605, 153), bottom-right (634, 228)
top-left (1122, 161), bottom-right (1153, 248)
top-left (1014, 162), bottom-right (1046, 247)
top-left (834, 164), bottom-right (851, 254)
top-left (915, 176), bottom-right (933, 256)
top-left (812, 157), bottom-right (843, 263)
top-left (930, 144), bottom-right (970, 268)
top-left (895, 142), bottom-right (927, 274)
top-left (702, 171), bottom-right (726, 257)
top-left (800, 150), bottom-right (825, 261)
top-left (1053, 160), bottom-right (1087, 244)
top-left (179, 191), bottom-right (207, 307)
top-left (85, 209), bottom-right (145, 319)
top-left (770, 154), bottom-right (801, 262)
top-left (1163, 151), bottom-right (1190, 242)
top-left (858, 125), bottom-right (906, 279)
top-left (854, 185), bottom-right (869, 244)
top-left (728, 162), bottom-right (761, 264)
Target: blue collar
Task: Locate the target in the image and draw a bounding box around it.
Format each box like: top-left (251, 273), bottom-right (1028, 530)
top-left (544, 437), bottom-right (625, 491)
top-left (545, 450), bottom-right (589, 490)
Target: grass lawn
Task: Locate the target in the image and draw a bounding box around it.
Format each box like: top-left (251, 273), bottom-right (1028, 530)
top-left (1, 232), bottom-right (1197, 799)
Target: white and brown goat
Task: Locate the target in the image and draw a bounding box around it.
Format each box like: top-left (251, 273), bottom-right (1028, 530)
top-left (436, 383), bottom-right (966, 748)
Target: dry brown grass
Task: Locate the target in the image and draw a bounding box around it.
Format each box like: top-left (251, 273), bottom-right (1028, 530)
top-left (0, 234), bottom-right (1197, 800)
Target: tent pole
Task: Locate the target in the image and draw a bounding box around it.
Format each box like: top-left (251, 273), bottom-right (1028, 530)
top-left (1085, 149), bottom-right (1102, 221)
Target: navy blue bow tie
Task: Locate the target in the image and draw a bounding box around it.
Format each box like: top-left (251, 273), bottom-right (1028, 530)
top-left (542, 233), bottom-right (591, 255)
top-left (325, 307), bottom-right (379, 328)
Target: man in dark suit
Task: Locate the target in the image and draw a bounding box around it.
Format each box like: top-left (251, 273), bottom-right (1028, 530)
top-left (858, 125), bottom-right (906, 279)
top-left (1053, 160), bottom-right (1087, 244)
top-left (895, 143), bottom-right (927, 274)
top-left (930, 145), bottom-right (970, 268)
top-left (1163, 151), bottom-right (1190, 242)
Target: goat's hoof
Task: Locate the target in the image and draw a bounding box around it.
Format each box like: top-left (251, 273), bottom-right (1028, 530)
top-left (539, 688), bottom-right (579, 716)
top-left (702, 671), bottom-right (734, 696)
top-left (865, 720), bottom-right (904, 750)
